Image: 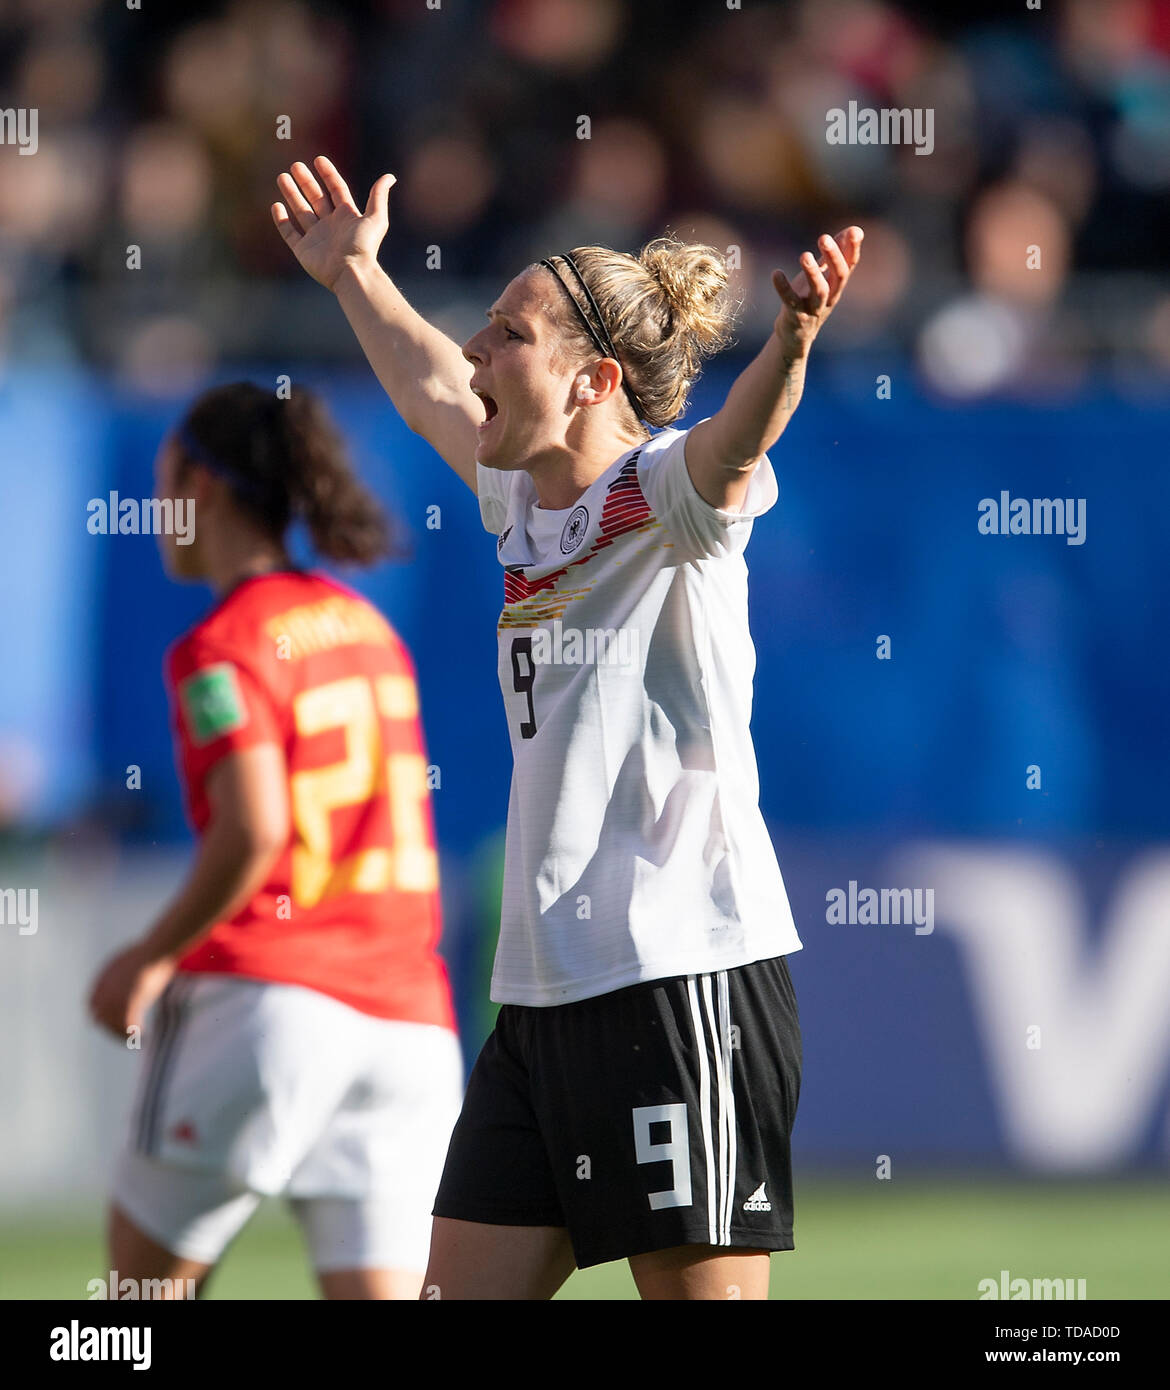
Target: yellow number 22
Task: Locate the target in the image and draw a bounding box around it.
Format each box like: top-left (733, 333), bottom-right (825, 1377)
top-left (290, 674), bottom-right (437, 908)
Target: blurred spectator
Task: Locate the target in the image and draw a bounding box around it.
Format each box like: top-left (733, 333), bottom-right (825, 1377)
top-left (0, 0), bottom-right (1164, 390)
top-left (917, 179), bottom-right (1091, 398)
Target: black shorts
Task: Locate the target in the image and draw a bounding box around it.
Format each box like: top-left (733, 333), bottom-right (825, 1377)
top-left (433, 954), bottom-right (802, 1269)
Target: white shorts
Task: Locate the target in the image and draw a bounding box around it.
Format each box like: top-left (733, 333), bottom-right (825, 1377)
top-left (111, 974), bottom-right (463, 1271)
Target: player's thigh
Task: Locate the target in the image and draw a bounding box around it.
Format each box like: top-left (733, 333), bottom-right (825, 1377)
top-left (107, 1151), bottom-right (263, 1293)
top-left (629, 1245), bottom-right (771, 1301)
top-left (287, 1193), bottom-right (434, 1300)
top-left (289, 1020), bottom-right (464, 1283)
top-left (422, 1217), bottom-right (576, 1300)
top-left (108, 1204), bottom-right (213, 1296)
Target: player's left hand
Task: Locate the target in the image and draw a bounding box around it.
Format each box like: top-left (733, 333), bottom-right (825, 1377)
top-left (88, 944), bottom-right (175, 1041)
top-left (772, 226), bottom-right (863, 358)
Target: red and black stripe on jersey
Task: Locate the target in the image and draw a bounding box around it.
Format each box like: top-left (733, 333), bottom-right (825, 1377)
top-left (502, 451), bottom-right (651, 605)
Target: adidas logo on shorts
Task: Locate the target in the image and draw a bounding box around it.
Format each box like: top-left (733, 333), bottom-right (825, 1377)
top-left (743, 1181), bottom-right (772, 1212)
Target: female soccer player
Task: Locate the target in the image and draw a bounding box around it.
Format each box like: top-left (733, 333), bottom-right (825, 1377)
top-left (87, 381), bottom-right (462, 1300)
top-left (273, 156), bottom-right (862, 1301)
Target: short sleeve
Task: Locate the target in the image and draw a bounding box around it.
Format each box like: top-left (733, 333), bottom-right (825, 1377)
top-left (637, 423), bottom-right (778, 561)
top-left (168, 639), bottom-right (283, 785)
top-left (476, 462), bottom-right (512, 536)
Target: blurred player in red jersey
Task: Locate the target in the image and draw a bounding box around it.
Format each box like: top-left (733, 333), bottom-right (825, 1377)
top-left (87, 381), bottom-right (461, 1300)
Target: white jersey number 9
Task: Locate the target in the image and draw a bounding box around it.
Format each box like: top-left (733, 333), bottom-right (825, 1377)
top-left (632, 1103), bottom-right (692, 1211)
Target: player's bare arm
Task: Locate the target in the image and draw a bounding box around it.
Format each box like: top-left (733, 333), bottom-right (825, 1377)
top-left (686, 226), bottom-right (864, 512)
top-left (271, 156), bottom-right (481, 491)
top-left (87, 744), bottom-right (288, 1038)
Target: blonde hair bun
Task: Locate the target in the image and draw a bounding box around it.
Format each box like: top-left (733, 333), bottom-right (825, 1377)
top-left (546, 238), bottom-right (740, 428)
top-left (638, 237), bottom-right (735, 360)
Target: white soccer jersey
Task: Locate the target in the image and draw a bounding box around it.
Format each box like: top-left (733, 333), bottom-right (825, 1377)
top-left (477, 424), bottom-right (802, 1006)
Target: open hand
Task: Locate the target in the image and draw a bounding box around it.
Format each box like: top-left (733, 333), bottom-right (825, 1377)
top-left (272, 156), bottom-right (396, 292)
top-left (772, 226), bottom-right (863, 358)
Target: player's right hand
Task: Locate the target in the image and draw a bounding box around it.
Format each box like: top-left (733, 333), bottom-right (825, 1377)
top-left (272, 156), bottom-right (395, 292)
top-left (88, 942), bottom-right (175, 1041)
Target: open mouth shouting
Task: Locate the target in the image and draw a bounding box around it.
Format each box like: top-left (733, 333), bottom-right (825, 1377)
top-left (472, 386), bottom-right (499, 431)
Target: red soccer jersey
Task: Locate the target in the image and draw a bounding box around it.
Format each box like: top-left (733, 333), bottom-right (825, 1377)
top-left (166, 569), bottom-right (454, 1029)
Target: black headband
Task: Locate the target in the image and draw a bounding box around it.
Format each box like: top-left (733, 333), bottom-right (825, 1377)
top-left (175, 424), bottom-right (277, 511)
top-left (541, 252), bottom-right (643, 420)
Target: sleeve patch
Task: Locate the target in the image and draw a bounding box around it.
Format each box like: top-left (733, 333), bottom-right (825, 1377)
top-left (179, 662), bottom-right (249, 746)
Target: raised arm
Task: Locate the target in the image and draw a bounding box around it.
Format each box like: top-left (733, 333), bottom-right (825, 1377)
top-left (272, 156), bottom-right (481, 492)
top-left (685, 226), bottom-right (864, 511)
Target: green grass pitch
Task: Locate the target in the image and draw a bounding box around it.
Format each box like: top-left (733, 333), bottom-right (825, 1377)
top-left (2, 1178), bottom-right (1167, 1300)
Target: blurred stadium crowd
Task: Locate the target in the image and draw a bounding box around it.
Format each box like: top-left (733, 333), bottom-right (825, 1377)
top-left (2, 0), bottom-right (1170, 395)
top-left (3, 0), bottom-right (1166, 856)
